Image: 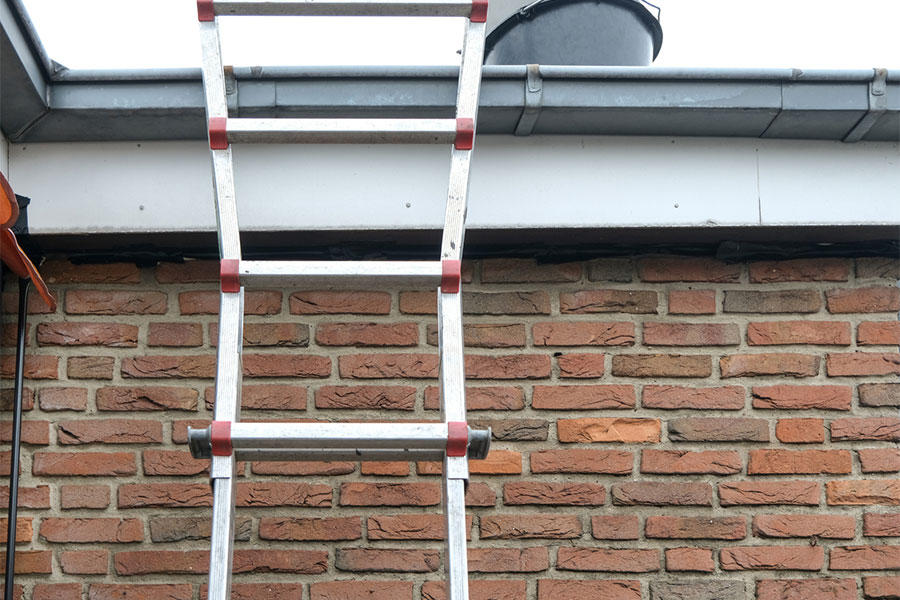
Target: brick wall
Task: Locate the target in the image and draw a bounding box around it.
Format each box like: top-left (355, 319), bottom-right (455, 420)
top-left (0, 255), bottom-right (898, 600)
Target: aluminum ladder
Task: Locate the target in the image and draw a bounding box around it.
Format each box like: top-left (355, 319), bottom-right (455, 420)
top-left (186, 2), bottom-right (491, 599)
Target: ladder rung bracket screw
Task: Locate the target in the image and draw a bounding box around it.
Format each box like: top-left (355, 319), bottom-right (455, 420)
top-left (446, 421), bottom-right (468, 457)
top-left (441, 259), bottom-right (462, 293)
top-left (470, 0), bottom-right (488, 22)
top-left (210, 421), bottom-right (233, 456)
top-left (220, 259), bottom-right (241, 292)
top-left (454, 118), bottom-right (474, 151)
top-left (209, 117), bottom-right (229, 149)
top-left (197, 0), bottom-right (215, 21)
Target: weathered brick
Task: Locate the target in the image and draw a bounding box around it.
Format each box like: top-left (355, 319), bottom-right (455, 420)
top-left (642, 385), bottom-right (744, 410)
top-left (317, 322), bottom-right (418, 346)
top-left (236, 482), bottom-right (331, 507)
top-left (827, 480), bottom-right (900, 506)
top-left (480, 514), bottom-right (581, 539)
top-left (611, 482), bottom-right (712, 506)
top-left (859, 321), bottom-right (900, 345)
top-left (242, 354), bottom-right (331, 378)
top-left (776, 418), bottom-right (824, 443)
top-left (65, 290), bottom-right (167, 315)
top-left (0, 518), bottom-right (32, 543)
top-left (206, 385), bottom-right (306, 411)
top-left (668, 418), bottom-right (769, 442)
top-left (335, 548), bottom-right (439, 572)
top-left (417, 450), bottom-right (521, 476)
top-left (259, 517), bottom-right (361, 541)
top-left (668, 289), bottom-right (717, 315)
top-left (613, 354), bottom-right (711, 377)
top-left (0, 485), bottom-right (50, 509)
top-left (865, 513), bottom-right (900, 537)
top-left (117, 483), bottom-right (212, 508)
top-left (42, 259), bottom-right (140, 284)
top-left (97, 386), bottom-right (198, 411)
top-left (827, 352), bottom-right (900, 376)
top-left (753, 514), bottom-right (855, 539)
top-left (644, 322), bottom-right (740, 346)
top-left (37, 322), bottom-right (138, 347)
top-left (558, 418), bottom-right (660, 443)
top-left (179, 290), bottom-right (281, 315)
top-left (0, 355), bottom-right (58, 379)
top-left (646, 516), bottom-right (744, 540)
top-left (33, 583), bottom-right (80, 600)
top-left (864, 576), bottom-right (900, 599)
top-left (530, 449), bottom-right (632, 475)
top-left (532, 322), bottom-right (634, 346)
top-left (832, 418), bottom-right (900, 441)
top-left (503, 482), bottom-right (606, 506)
top-left (200, 584), bottom-right (304, 600)
top-left (556, 353), bottom-right (605, 378)
top-left (532, 385), bottom-right (634, 410)
top-left (400, 290), bottom-right (553, 315)
top-left (556, 548), bottom-right (659, 572)
top-left (482, 259), bottom-right (582, 282)
top-left (147, 322), bottom-right (203, 347)
top-left (860, 449), bottom-right (900, 473)
top-left (422, 580), bottom-right (525, 600)
top-left (291, 290), bottom-right (391, 314)
top-left (639, 257), bottom-right (741, 282)
top-left (719, 481), bottom-right (820, 506)
top-left (368, 514), bottom-right (471, 540)
top-left (58, 419), bottom-right (162, 445)
top-left (210, 322), bottom-right (310, 347)
top-left (149, 516), bottom-right (251, 542)
top-left (120, 355), bottom-right (214, 379)
top-left (468, 547), bottom-right (548, 572)
top-left (756, 579), bottom-right (857, 600)
top-left (60, 485), bottom-right (109, 509)
top-left (724, 290), bottom-right (821, 313)
top-left (143, 450), bottom-right (208, 476)
top-left (251, 461), bottom-right (353, 476)
top-left (857, 257), bottom-right (900, 279)
top-left (560, 290), bottom-right (658, 314)
top-left (40, 518), bottom-right (142, 543)
top-left (424, 386), bottom-right (525, 411)
top-left (316, 386), bottom-right (415, 410)
top-left (155, 259), bottom-right (218, 283)
top-left (340, 483), bottom-right (439, 507)
top-left (466, 354), bottom-right (552, 379)
top-left (750, 259), bottom-right (851, 282)
top-left (587, 258), bottom-right (633, 282)
top-left (538, 579), bottom-right (640, 600)
top-left (33, 452), bottom-right (136, 476)
top-left (752, 385), bottom-right (852, 410)
top-left (826, 288), bottom-right (900, 313)
top-left (748, 321), bottom-right (851, 346)
top-left (722, 353), bottom-right (819, 378)
top-left (830, 546), bottom-right (900, 570)
top-left (469, 419), bottom-right (548, 441)
top-left (720, 546), bottom-right (824, 570)
top-left (311, 582), bottom-right (412, 600)
top-left (749, 449), bottom-right (851, 474)
top-left (641, 450), bottom-right (742, 475)
top-left (427, 323), bottom-right (526, 348)
top-left (88, 584), bottom-right (193, 600)
top-left (860, 383), bottom-right (900, 407)
top-left (360, 462), bottom-right (409, 476)
top-left (339, 354), bottom-right (438, 379)
top-left (0, 420), bottom-right (48, 445)
top-left (665, 548), bottom-right (715, 573)
top-left (1, 291), bottom-right (55, 315)
top-left (0, 550), bottom-right (51, 573)
top-left (0, 388), bottom-right (34, 411)
top-left (39, 387), bottom-right (88, 411)
top-left (592, 515), bottom-right (640, 540)
top-left (113, 549), bottom-right (327, 575)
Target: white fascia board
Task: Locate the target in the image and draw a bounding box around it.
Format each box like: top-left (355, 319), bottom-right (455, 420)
top-left (8, 136), bottom-right (900, 235)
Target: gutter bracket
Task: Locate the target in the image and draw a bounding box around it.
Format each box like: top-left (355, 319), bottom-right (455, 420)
top-left (224, 65), bottom-right (239, 116)
top-left (514, 64), bottom-right (543, 136)
top-left (843, 67), bottom-right (888, 143)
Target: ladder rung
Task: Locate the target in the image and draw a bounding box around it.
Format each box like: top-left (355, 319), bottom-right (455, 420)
top-left (207, 0), bottom-right (478, 17)
top-left (238, 448), bottom-right (446, 461)
top-left (232, 259), bottom-right (449, 289)
top-left (213, 117), bottom-right (460, 146)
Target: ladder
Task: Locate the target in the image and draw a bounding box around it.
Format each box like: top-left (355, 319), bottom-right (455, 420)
top-left (185, 2), bottom-right (490, 599)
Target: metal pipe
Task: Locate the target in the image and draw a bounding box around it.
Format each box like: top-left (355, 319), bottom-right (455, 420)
top-left (4, 278), bottom-right (29, 597)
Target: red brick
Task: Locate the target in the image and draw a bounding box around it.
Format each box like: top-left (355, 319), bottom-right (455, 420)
top-left (113, 549), bottom-right (328, 575)
top-left (532, 385), bottom-right (633, 410)
top-left (860, 449), bottom-right (900, 473)
top-left (641, 450), bottom-right (742, 475)
top-left (252, 461), bottom-right (354, 476)
top-left (644, 322), bottom-right (740, 346)
top-left (147, 322), bottom-right (203, 347)
top-left (468, 547), bottom-right (549, 572)
top-left (427, 323), bottom-right (526, 348)
top-left (865, 513), bottom-right (900, 537)
top-left (34, 583), bottom-right (81, 600)
top-left (39, 387), bottom-right (88, 411)
top-left (466, 354), bottom-right (551, 379)
top-left (120, 355), bottom-right (214, 379)
top-left (749, 449), bottom-right (850, 474)
top-left (537, 579), bottom-right (640, 600)
top-left (259, 517), bottom-right (361, 541)
top-left (206, 385), bottom-right (306, 411)
top-left (422, 580), bottom-right (525, 600)
top-left (0, 291), bottom-right (55, 315)
top-left (864, 576), bottom-right (900, 599)
top-left (558, 418), bottom-right (660, 443)
top-left (143, 450), bottom-right (208, 476)
top-left (482, 258), bottom-right (582, 282)
top-left (335, 548), bottom-right (438, 572)
top-left (200, 584), bottom-right (303, 600)
top-left (236, 482), bottom-right (331, 507)
top-left (311, 581), bottom-right (412, 600)
top-left (665, 548), bottom-right (714, 572)
top-left (642, 385), bottom-right (744, 410)
top-left (42, 259), bottom-right (140, 284)
top-left (556, 548), bottom-right (659, 572)
top-left (611, 482), bottom-right (712, 506)
top-left (646, 516), bottom-right (745, 539)
top-left (0, 550), bottom-right (52, 573)
top-left (752, 385), bottom-right (851, 410)
top-left (243, 354), bottom-right (331, 378)
top-left (832, 418), bottom-right (900, 441)
top-left (424, 386), bottom-right (524, 411)
top-left (210, 322), bottom-right (310, 347)
top-left (316, 386), bottom-right (415, 410)
top-left (37, 322), bottom-right (138, 347)
top-left (0, 420), bottom-right (48, 445)
top-left (60, 550), bottom-right (109, 574)
top-left (401, 290), bottom-right (548, 316)
top-left (532, 322), bottom-right (634, 346)
top-left (756, 579), bottom-right (857, 600)
top-left (612, 354), bottom-right (711, 377)
top-left (58, 419), bottom-right (162, 445)
top-left (339, 354), bottom-right (438, 379)
top-left (748, 321), bottom-right (851, 346)
top-left (827, 353), bottom-right (900, 376)
top-left (179, 290), bottom-right (281, 315)
top-left (750, 258), bottom-right (851, 282)
top-left (827, 481), bottom-right (900, 506)
top-left (0, 485), bottom-right (50, 509)
top-left (721, 353), bottom-right (818, 378)
top-left (720, 546), bottom-right (824, 570)
top-left (149, 516), bottom-right (250, 543)
top-left (317, 322), bottom-right (418, 346)
top-left (668, 289), bottom-right (717, 315)
top-left (0, 355), bottom-right (58, 379)
top-left (724, 290), bottom-right (822, 313)
top-left (667, 418), bottom-right (769, 442)
top-left (33, 452), bottom-right (136, 476)
top-left (504, 482), bottom-right (605, 506)
top-left (857, 257), bottom-right (900, 279)
top-left (155, 260), bottom-right (219, 283)
top-left (97, 386), bottom-right (198, 411)
top-left (754, 514), bottom-right (855, 539)
top-left (417, 450), bottom-right (521, 476)
top-left (67, 355), bottom-right (113, 379)
top-left (60, 485), bottom-right (110, 509)
top-left (291, 291), bottom-right (391, 314)
top-left (368, 514), bottom-right (471, 540)
top-left (830, 546), bottom-right (900, 570)
top-left (0, 388), bottom-right (34, 411)
top-left (360, 462), bottom-right (409, 476)
top-left (481, 514), bottom-right (581, 539)
top-left (117, 483), bottom-right (212, 508)
top-left (555, 353), bottom-right (603, 378)
top-left (0, 518), bottom-right (32, 543)
top-left (40, 517), bottom-right (142, 543)
top-left (860, 383), bottom-right (900, 407)
top-left (859, 321), bottom-right (900, 345)
top-left (66, 290), bottom-right (167, 315)
top-left (88, 584), bottom-right (193, 600)
top-left (238, 549), bottom-right (329, 574)
top-left (827, 288), bottom-right (900, 313)
top-left (530, 449), bottom-right (632, 475)
top-left (340, 482), bottom-right (439, 506)
top-left (591, 515), bottom-right (640, 540)
top-left (776, 418), bottom-right (824, 443)
top-left (639, 257), bottom-right (741, 282)
top-left (560, 290), bottom-right (658, 314)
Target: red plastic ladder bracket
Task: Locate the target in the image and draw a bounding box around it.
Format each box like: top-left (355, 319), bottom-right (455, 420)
top-left (441, 259), bottom-right (461, 293)
top-left (220, 259), bottom-right (240, 293)
top-left (210, 421), bottom-right (233, 456)
top-left (470, 0), bottom-right (488, 23)
top-left (209, 117), bottom-right (229, 150)
top-left (197, 0), bottom-right (215, 21)
top-left (447, 421), bottom-right (468, 457)
top-left (454, 118), bottom-right (474, 151)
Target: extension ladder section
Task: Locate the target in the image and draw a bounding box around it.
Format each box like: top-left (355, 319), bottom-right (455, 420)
top-left (186, 2), bottom-right (490, 599)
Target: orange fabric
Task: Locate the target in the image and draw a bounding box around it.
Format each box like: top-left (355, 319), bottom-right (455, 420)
top-left (0, 171), bottom-right (57, 310)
